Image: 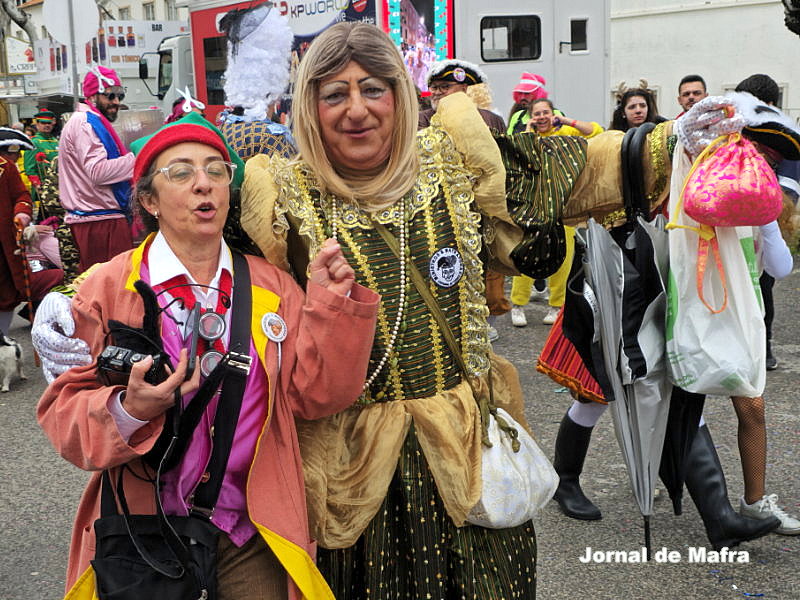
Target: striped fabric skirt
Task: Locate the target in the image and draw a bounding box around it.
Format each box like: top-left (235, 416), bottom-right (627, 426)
top-left (317, 427), bottom-right (537, 599)
top-left (536, 308), bottom-right (606, 404)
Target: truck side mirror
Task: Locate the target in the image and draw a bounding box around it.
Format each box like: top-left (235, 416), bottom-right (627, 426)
top-left (139, 59), bottom-right (149, 81)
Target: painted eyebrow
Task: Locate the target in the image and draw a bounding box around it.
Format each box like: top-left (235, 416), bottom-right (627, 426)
top-left (321, 76), bottom-right (384, 87)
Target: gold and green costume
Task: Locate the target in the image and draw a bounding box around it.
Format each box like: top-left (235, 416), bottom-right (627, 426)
top-left (240, 93), bottom-right (672, 598)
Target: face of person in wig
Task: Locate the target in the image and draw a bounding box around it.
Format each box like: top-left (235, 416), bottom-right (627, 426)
top-left (624, 95), bottom-right (648, 126)
top-left (516, 91), bottom-right (535, 108)
top-left (141, 142), bottom-right (230, 245)
top-left (317, 61), bottom-right (396, 172)
top-left (531, 100), bottom-right (555, 133)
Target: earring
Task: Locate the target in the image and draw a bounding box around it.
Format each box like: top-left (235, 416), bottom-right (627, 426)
top-left (154, 210), bottom-right (159, 219)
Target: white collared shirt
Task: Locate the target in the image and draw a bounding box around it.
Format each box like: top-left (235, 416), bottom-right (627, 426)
top-left (149, 231), bottom-right (234, 340)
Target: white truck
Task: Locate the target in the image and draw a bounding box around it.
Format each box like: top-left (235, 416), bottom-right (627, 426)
top-left (143, 0), bottom-right (610, 125)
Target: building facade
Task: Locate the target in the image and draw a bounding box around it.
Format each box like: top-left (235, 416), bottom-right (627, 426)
top-left (610, 0), bottom-right (798, 121)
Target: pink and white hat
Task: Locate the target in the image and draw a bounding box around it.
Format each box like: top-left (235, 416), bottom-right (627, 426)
top-left (512, 73), bottom-right (548, 103)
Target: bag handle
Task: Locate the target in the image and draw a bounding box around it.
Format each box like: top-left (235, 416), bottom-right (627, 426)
top-left (696, 234), bottom-right (729, 314)
top-left (373, 222), bottom-right (521, 450)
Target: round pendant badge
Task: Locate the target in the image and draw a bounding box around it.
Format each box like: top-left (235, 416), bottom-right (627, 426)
top-left (429, 247), bottom-right (464, 288)
top-left (198, 311), bottom-right (226, 342)
top-left (261, 312), bottom-right (287, 343)
top-left (200, 350), bottom-right (224, 378)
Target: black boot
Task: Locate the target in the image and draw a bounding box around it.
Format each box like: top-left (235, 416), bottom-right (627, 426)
top-left (553, 413), bottom-right (602, 520)
top-left (684, 425), bottom-right (779, 550)
top-left (766, 339), bottom-right (778, 371)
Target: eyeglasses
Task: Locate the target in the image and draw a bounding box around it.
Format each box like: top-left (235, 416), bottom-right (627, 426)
top-left (429, 82), bottom-right (457, 93)
top-left (100, 91), bottom-right (125, 102)
top-left (155, 160), bottom-right (237, 186)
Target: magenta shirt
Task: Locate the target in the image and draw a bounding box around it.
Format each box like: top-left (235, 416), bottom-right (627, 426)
top-left (142, 260), bottom-right (269, 547)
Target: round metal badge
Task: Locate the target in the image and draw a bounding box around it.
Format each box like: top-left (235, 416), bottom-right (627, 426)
top-left (200, 350), bottom-right (224, 378)
top-left (453, 67), bottom-right (466, 82)
top-left (429, 247), bottom-right (464, 288)
top-left (198, 311), bottom-right (226, 342)
top-left (261, 312), bottom-right (287, 343)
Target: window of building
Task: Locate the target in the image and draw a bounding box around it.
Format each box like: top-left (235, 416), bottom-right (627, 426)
top-left (203, 36), bottom-right (227, 106)
top-left (118, 7), bottom-right (131, 20)
top-left (480, 16), bottom-right (541, 62)
top-left (165, 0), bottom-right (178, 21)
top-left (570, 19), bottom-right (588, 52)
top-left (143, 2), bottom-right (156, 20)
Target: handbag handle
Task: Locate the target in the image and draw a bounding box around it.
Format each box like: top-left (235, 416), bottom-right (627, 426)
top-left (372, 222), bottom-right (521, 450)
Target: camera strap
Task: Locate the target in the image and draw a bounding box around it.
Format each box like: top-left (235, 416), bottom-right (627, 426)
top-left (188, 250), bottom-right (252, 518)
top-left (149, 251), bottom-right (252, 478)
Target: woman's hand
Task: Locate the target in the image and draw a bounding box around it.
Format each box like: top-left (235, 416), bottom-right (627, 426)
top-left (121, 349), bottom-right (201, 421)
top-left (309, 238), bottom-right (356, 296)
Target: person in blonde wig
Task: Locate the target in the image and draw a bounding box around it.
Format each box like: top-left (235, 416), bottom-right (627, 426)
top-left (242, 21), bottom-right (540, 598)
top-left (291, 22), bottom-right (419, 211)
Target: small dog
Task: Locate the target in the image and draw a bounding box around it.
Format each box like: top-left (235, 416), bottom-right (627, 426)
top-left (0, 336), bottom-right (26, 392)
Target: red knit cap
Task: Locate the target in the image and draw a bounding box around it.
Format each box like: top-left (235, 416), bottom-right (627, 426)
top-left (133, 123), bottom-right (231, 184)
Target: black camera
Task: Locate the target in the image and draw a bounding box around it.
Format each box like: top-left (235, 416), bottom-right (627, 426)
top-left (97, 346), bottom-right (167, 387)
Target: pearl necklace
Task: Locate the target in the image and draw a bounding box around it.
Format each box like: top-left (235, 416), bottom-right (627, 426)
top-left (331, 197), bottom-right (407, 392)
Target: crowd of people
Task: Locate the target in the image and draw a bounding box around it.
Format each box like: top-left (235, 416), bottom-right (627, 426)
top-left (1, 6), bottom-right (798, 600)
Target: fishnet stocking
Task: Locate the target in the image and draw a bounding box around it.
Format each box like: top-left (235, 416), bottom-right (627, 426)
top-left (731, 396), bottom-right (766, 504)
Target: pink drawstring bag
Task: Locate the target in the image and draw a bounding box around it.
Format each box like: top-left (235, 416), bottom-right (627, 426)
top-left (682, 132), bottom-right (782, 227)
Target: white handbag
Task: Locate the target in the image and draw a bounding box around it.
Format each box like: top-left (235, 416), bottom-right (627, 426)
top-left (466, 407), bottom-right (559, 529)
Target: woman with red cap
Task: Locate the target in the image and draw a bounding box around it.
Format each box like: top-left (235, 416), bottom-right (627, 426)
top-left (37, 113), bottom-right (380, 600)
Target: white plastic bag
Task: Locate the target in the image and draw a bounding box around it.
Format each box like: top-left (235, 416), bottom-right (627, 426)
top-left (665, 145), bottom-right (765, 397)
top-left (466, 408), bottom-right (558, 529)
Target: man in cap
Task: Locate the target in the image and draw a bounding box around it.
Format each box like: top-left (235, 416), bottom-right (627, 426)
top-left (58, 66), bottom-right (135, 271)
top-left (0, 128), bottom-right (63, 336)
top-left (23, 109), bottom-right (60, 199)
top-left (418, 59), bottom-right (505, 131)
top-left (507, 72), bottom-right (548, 134)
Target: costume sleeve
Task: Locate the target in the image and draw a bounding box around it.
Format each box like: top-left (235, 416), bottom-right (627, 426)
top-left (21, 149), bottom-right (38, 185)
top-left (759, 220), bottom-right (793, 279)
top-left (563, 121), bottom-right (674, 224)
top-left (7, 161), bottom-right (33, 216)
top-left (37, 279), bottom-right (165, 471)
top-left (241, 153), bottom-right (291, 271)
top-left (277, 277), bottom-right (380, 420)
top-left (73, 119), bottom-right (135, 186)
top-left (434, 93), bottom-right (520, 273)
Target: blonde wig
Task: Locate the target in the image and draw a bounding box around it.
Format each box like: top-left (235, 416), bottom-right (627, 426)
top-left (466, 83), bottom-right (493, 111)
top-left (293, 22), bottom-right (419, 211)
